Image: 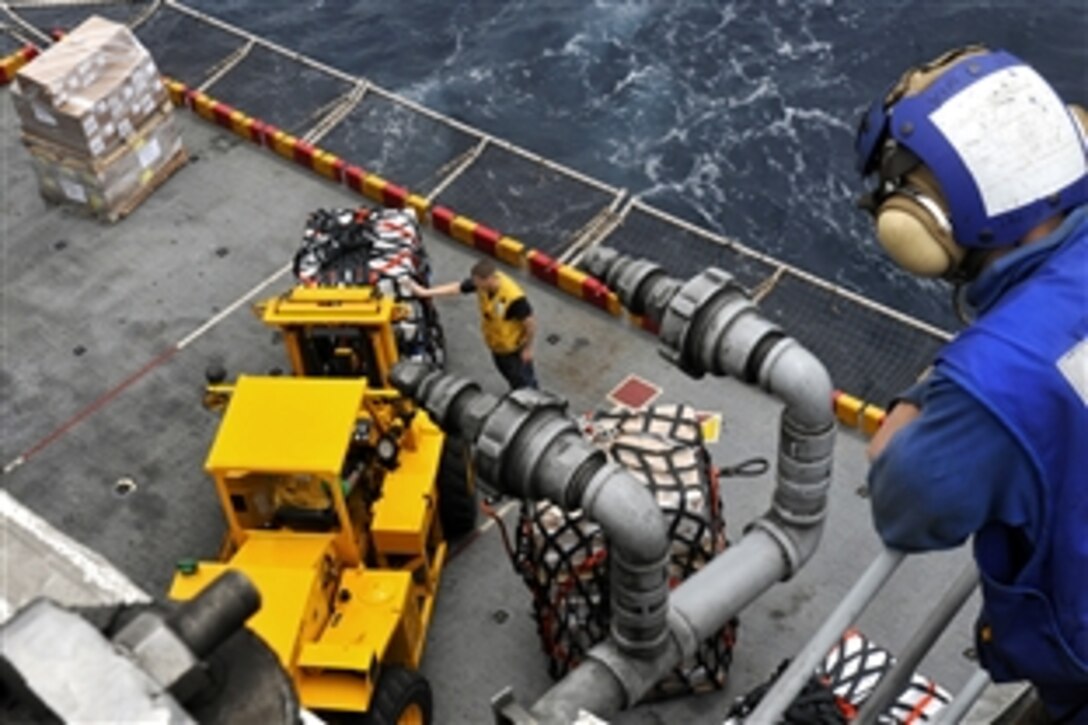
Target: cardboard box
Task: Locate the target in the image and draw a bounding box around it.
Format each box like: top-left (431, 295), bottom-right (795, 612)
top-left (26, 106), bottom-right (186, 221)
top-left (12, 15), bottom-right (168, 158)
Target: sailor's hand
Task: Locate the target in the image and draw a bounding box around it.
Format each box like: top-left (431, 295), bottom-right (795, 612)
top-left (406, 279), bottom-right (425, 297)
top-left (520, 346), bottom-right (533, 363)
top-left (866, 401), bottom-right (920, 462)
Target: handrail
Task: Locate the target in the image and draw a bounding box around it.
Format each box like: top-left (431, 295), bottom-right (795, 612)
top-left (750, 548), bottom-right (984, 724)
top-left (933, 670), bottom-right (993, 724)
top-left (855, 562), bottom-right (978, 723)
top-left (746, 548), bottom-right (905, 722)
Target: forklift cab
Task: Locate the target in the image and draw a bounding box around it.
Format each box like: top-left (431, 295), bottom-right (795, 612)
top-left (258, 286), bottom-right (403, 389)
top-left (204, 375), bottom-right (369, 565)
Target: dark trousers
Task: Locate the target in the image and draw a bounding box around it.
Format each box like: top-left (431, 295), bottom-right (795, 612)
top-left (492, 350), bottom-right (538, 390)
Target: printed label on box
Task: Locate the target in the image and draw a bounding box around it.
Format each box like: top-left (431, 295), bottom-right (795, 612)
top-left (59, 176), bottom-right (87, 203)
top-left (88, 136), bottom-right (106, 156)
top-left (137, 138), bottom-right (161, 169)
top-left (118, 119), bottom-right (134, 138)
top-left (83, 115), bottom-right (98, 135)
top-left (32, 102), bottom-right (58, 127)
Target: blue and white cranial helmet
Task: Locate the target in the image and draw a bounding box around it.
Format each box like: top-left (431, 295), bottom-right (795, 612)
top-left (855, 47), bottom-right (1088, 248)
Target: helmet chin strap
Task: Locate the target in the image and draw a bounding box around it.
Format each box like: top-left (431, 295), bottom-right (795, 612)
top-left (952, 282), bottom-right (975, 325)
top-left (948, 247), bottom-right (992, 323)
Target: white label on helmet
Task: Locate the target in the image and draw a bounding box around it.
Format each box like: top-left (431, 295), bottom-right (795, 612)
top-left (1057, 337), bottom-right (1088, 407)
top-left (930, 65), bottom-right (1087, 217)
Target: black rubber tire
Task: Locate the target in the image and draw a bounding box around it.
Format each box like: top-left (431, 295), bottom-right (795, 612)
top-left (363, 666), bottom-right (432, 725)
top-left (421, 301), bottom-right (447, 369)
top-left (437, 438), bottom-right (477, 540)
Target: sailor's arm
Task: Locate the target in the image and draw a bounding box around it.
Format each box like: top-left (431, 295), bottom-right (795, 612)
top-left (866, 374), bottom-right (1034, 552)
top-left (407, 279), bottom-right (470, 298)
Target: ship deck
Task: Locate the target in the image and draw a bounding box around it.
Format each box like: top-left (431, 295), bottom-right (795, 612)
top-left (0, 95), bottom-right (994, 722)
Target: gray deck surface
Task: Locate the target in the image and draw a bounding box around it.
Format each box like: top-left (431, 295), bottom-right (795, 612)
top-left (1, 94), bottom-right (986, 723)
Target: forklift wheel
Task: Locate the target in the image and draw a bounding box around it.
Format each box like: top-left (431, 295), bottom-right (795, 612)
top-left (437, 438), bottom-right (478, 540)
top-left (422, 302), bottom-right (447, 369)
top-left (365, 666), bottom-right (432, 725)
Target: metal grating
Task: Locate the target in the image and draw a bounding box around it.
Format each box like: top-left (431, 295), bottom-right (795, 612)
top-left (759, 272), bottom-right (943, 406)
top-left (436, 143), bottom-right (616, 257)
top-left (135, 5), bottom-right (246, 88)
top-left (204, 44), bottom-right (352, 136)
top-left (317, 93), bottom-right (479, 195)
top-left (600, 205), bottom-right (776, 293)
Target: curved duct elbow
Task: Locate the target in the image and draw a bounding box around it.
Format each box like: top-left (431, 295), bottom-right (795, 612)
top-left (582, 463), bottom-right (671, 655)
top-left (392, 365), bottom-right (672, 657)
top-left (759, 337), bottom-right (836, 432)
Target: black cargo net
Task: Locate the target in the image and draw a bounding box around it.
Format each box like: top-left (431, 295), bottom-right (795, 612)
top-left (292, 206), bottom-right (444, 366)
top-left (724, 630), bottom-right (951, 724)
top-left (435, 143), bottom-right (617, 257)
top-left (204, 44), bottom-right (352, 136)
top-left (316, 92), bottom-right (480, 195)
top-left (600, 204), bottom-right (777, 293)
top-left (500, 404), bottom-right (737, 698)
top-left (758, 272), bottom-right (944, 407)
top-left (134, 6), bottom-right (247, 88)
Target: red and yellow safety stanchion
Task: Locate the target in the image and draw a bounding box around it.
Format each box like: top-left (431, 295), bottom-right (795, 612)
top-left (0, 45), bottom-right (40, 84)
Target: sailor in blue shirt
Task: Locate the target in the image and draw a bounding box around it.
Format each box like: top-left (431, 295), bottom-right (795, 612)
top-left (855, 46), bottom-right (1088, 721)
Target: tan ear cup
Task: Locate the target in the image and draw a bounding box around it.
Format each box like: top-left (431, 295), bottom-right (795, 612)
top-left (875, 168), bottom-right (966, 277)
top-left (1070, 104), bottom-right (1088, 140)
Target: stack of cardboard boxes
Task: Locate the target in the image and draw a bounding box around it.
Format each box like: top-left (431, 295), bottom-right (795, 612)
top-left (11, 15), bottom-right (186, 222)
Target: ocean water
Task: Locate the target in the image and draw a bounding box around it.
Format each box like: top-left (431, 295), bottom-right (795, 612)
top-left (187, 0), bottom-right (1086, 330)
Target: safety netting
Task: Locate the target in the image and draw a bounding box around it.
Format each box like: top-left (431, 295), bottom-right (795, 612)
top-left (601, 201), bottom-right (777, 293)
top-left (316, 91), bottom-right (480, 196)
top-left (134, 6), bottom-right (246, 88)
top-left (594, 202), bottom-right (945, 407)
top-left (494, 404), bottom-right (738, 698)
top-left (3, 0), bottom-right (949, 408)
top-left (0, 25), bottom-right (26, 55)
top-left (434, 143), bottom-right (621, 258)
top-left (4, 1), bottom-right (144, 36)
top-left (757, 273), bottom-right (944, 406)
top-left (203, 44), bottom-right (353, 136)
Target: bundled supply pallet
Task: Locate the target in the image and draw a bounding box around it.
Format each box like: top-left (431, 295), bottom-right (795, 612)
top-left (23, 104), bottom-right (187, 222)
top-left (11, 15), bottom-right (184, 221)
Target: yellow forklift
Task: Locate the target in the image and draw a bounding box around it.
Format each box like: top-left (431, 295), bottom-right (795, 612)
top-left (171, 207), bottom-right (473, 724)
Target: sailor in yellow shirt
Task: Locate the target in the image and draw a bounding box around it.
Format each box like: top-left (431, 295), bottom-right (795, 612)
top-left (409, 259), bottom-right (538, 390)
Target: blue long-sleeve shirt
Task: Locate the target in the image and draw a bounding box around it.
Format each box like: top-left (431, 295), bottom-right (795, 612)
top-left (867, 207), bottom-right (1087, 555)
